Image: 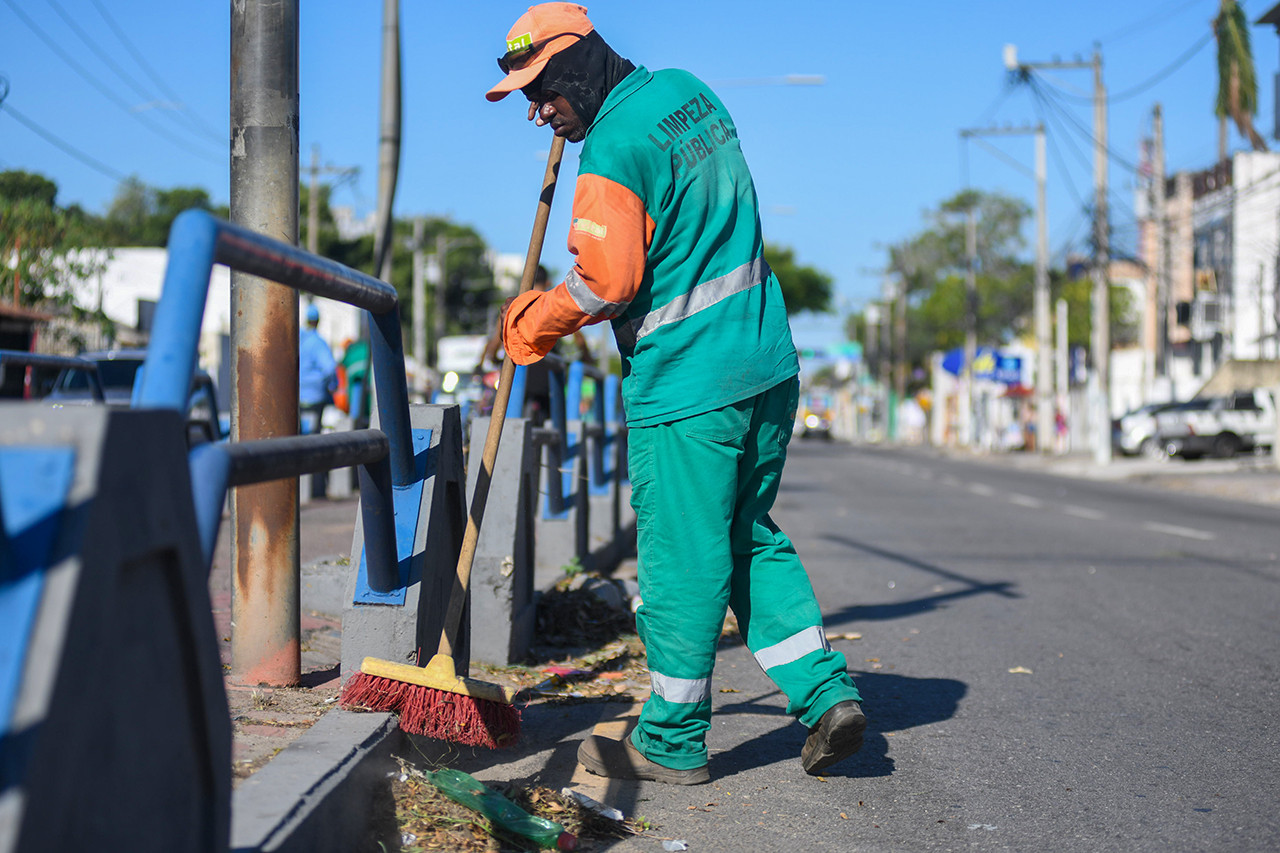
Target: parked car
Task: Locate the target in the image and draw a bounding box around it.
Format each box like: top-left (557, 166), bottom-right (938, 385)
top-left (1155, 389), bottom-right (1275, 460)
top-left (1112, 401), bottom-right (1182, 458)
top-left (47, 350), bottom-right (223, 445)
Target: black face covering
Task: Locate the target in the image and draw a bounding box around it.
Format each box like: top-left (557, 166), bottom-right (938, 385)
top-left (522, 30), bottom-right (635, 131)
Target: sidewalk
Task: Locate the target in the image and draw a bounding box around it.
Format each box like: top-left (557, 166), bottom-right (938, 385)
top-left (939, 444), bottom-right (1280, 506)
top-left (208, 496), bottom-right (359, 783)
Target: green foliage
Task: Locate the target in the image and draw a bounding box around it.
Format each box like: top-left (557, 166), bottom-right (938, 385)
top-left (1214, 0), bottom-right (1267, 151)
top-left (0, 170), bottom-right (58, 207)
top-left (1215, 0), bottom-right (1257, 120)
top-left (101, 176), bottom-right (222, 246)
top-left (0, 174), bottom-right (107, 313)
top-left (763, 244), bottom-right (833, 315)
top-left (847, 188), bottom-right (1136, 392)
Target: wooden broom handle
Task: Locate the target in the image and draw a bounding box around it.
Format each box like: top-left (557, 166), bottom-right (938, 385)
top-left (438, 135), bottom-right (567, 660)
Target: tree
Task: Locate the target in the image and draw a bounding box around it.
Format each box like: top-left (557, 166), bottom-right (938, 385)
top-left (0, 171), bottom-right (110, 345)
top-left (0, 170), bottom-right (58, 207)
top-left (102, 177), bottom-right (223, 246)
top-left (844, 189), bottom-right (1136, 394)
top-left (1214, 0), bottom-right (1268, 158)
top-left (764, 245), bottom-right (833, 315)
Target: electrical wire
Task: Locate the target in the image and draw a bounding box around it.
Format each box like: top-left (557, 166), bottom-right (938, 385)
top-left (2, 0), bottom-right (222, 164)
top-left (1029, 75), bottom-right (1144, 175)
top-left (1109, 32), bottom-right (1213, 103)
top-left (0, 102), bottom-right (130, 183)
top-left (87, 0), bottom-right (224, 143)
top-left (969, 135), bottom-right (1036, 180)
top-left (41, 0), bottom-right (222, 147)
top-left (1097, 0), bottom-right (1204, 46)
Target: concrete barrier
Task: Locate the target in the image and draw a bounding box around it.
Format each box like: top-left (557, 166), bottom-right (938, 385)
top-left (340, 404), bottom-right (467, 678)
top-left (0, 406), bottom-right (231, 853)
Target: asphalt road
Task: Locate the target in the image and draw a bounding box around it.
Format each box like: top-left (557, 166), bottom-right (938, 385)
top-left (469, 441), bottom-right (1280, 852)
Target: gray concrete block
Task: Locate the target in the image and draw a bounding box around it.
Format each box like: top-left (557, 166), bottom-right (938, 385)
top-left (230, 710), bottom-right (400, 853)
top-left (465, 417), bottom-right (538, 666)
top-left (341, 404), bottom-right (467, 679)
top-left (0, 405), bottom-right (231, 853)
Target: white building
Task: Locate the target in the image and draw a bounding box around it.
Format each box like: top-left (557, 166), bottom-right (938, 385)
top-left (71, 247), bottom-right (362, 406)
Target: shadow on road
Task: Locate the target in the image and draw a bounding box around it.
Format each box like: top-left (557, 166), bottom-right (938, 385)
top-left (709, 670), bottom-right (967, 779)
top-left (819, 532), bottom-right (1020, 623)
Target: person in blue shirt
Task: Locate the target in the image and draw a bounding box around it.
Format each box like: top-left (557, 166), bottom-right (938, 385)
top-left (300, 303), bottom-right (338, 496)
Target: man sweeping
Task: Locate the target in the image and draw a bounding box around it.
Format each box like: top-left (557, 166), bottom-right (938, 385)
top-left (487, 2), bottom-right (865, 784)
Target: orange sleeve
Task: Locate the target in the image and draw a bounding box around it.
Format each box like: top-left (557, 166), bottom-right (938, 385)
top-left (502, 174), bottom-right (654, 365)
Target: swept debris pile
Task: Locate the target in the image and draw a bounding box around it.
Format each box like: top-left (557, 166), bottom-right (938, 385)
top-left (387, 757), bottom-right (643, 852)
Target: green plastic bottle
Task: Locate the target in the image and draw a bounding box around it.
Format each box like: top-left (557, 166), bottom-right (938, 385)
top-left (427, 768), bottom-right (577, 851)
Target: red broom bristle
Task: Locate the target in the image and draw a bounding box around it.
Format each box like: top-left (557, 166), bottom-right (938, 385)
top-left (399, 686), bottom-right (521, 749)
top-left (339, 671), bottom-right (521, 749)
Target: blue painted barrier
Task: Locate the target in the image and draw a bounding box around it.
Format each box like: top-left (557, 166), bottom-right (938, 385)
top-left (133, 209), bottom-right (421, 598)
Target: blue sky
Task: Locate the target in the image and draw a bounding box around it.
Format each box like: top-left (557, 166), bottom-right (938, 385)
top-left (3, 1), bottom-right (1279, 350)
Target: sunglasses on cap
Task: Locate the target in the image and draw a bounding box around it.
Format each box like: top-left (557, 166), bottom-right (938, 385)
top-left (497, 32), bottom-right (583, 74)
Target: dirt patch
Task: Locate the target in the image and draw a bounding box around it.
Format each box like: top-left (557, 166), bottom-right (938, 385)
top-left (226, 611), bottom-right (344, 786)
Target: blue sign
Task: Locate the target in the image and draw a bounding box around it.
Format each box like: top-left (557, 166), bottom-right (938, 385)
top-left (941, 346), bottom-right (1022, 385)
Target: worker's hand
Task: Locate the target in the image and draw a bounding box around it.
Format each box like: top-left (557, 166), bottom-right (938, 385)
top-left (498, 296), bottom-right (517, 326)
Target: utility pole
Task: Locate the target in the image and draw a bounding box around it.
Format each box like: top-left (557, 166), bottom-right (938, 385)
top-left (433, 233), bottom-right (448, 368)
top-left (1005, 44), bottom-right (1109, 463)
top-left (1056, 298), bottom-right (1069, 450)
top-left (879, 285), bottom-right (895, 439)
top-left (959, 124), bottom-right (1052, 453)
top-left (1152, 103), bottom-right (1170, 384)
top-left (303, 144), bottom-right (358, 256)
top-left (1092, 48), bottom-right (1111, 464)
top-left (371, 0), bottom-right (401, 283)
top-left (961, 208), bottom-right (977, 448)
top-left (412, 217), bottom-right (426, 365)
top-left (230, 0), bottom-right (300, 687)
top-left (894, 275), bottom-right (907, 410)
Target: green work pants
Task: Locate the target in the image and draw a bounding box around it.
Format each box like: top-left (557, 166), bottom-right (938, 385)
top-left (627, 376), bottom-right (861, 770)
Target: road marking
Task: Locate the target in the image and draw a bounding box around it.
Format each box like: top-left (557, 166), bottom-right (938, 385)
top-left (967, 483), bottom-right (995, 497)
top-left (1142, 522), bottom-right (1216, 541)
top-left (1007, 493), bottom-right (1044, 508)
top-left (1063, 505), bottom-right (1105, 520)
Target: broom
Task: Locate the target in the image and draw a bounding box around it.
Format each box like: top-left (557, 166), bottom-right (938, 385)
top-left (340, 136), bottom-right (568, 748)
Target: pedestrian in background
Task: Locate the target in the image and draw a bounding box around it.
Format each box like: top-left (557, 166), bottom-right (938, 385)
top-left (300, 302), bottom-right (338, 497)
top-left (487, 2), bottom-right (865, 784)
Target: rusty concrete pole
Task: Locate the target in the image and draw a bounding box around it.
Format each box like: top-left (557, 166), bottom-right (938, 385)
top-left (230, 0), bottom-right (301, 686)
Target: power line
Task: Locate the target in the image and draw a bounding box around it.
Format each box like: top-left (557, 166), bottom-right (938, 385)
top-left (2, 0), bottom-right (223, 164)
top-left (1029, 75), bottom-right (1144, 175)
top-left (0, 102), bottom-right (129, 183)
top-left (969, 135), bottom-right (1036, 180)
top-left (41, 0), bottom-right (221, 147)
top-left (87, 0), bottom-right (224, 143)
top-left (1110, 32), bottom-right (1212, 103)
top-left (1097, 0), bottom-right (1204, 45)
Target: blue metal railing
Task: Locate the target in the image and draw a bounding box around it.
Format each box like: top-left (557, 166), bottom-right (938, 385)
top-left (135, 209), bottom-right (413, 590)
top-left (500, 355), bottom-right (625, 519)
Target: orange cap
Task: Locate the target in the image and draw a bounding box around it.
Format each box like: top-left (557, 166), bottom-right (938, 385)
top-left (486, 3), bottom-right (594, 102)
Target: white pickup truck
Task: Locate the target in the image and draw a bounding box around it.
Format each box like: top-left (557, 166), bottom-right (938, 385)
top-left (1156, 389), bottom-right (1276, 459)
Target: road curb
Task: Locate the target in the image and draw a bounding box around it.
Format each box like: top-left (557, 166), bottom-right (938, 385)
top-left (230, 710), bottom-right (400, 853)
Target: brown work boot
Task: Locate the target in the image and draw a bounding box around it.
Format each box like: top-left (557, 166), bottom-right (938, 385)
top-left (577, 735), bottom-right (710, 785)
top-left (801, 700), bottom-right (867, 775)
